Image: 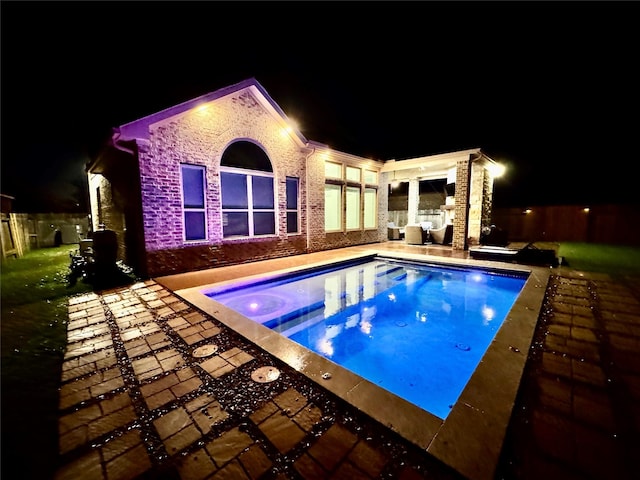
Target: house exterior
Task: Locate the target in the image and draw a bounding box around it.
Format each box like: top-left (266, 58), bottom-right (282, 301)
top-left (87, 78), bottom-right (499, 278)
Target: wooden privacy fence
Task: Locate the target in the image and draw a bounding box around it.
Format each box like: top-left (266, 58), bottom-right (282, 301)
top-left (1, 213), bottom-right (91, 261)
top-left (491, 204), bottom-right (640, 245)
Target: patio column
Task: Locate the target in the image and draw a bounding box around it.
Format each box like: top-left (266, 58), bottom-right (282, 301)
top-left (408, 178), bottom-right (419, 224)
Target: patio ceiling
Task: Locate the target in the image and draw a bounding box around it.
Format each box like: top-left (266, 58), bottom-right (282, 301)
top-left (381, 148), bottom-right (484, 181)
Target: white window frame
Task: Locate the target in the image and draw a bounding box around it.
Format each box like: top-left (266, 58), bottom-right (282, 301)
top-left (180, 164), bottom-right (207, 242)
top-left (324, 160), bottom-right (379, 232)
top-left (346, 186), bottom-right (361, 230)
top-left (220, 166), bottom-right (276, 238)
top-left (324, 183), bottom-right (342, 232)
top-left (364, 188), bottom-right (377, 229)
top-left (286, 176), bottom-right (300, 234)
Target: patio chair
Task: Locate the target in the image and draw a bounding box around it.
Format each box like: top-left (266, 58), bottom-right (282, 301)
top-left (405, 225), bottom-right (426, 245)
top-left (430, 224), bottom-right (453, 245)
top-left (388, 222), bottom-right (403, 240)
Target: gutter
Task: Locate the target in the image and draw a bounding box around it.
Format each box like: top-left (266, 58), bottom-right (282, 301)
top-left (111, 129), bottom-right (136, 155)
top-left (304, 144), bottom-right (316, 252)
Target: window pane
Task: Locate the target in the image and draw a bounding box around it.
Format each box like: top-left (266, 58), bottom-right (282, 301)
top-left (346, 166), bottom-right (360, 183)
top-left (364, 188), bottom-right (376, 228)
top-left (223, 212), bottom-right (249, 237)
top-left (324, 161), bottom-right (342, 179)
top-left (182, 166), bottom-right (204, 208)
top-left (184, 211), bottom-right (206, 240)
top-left (252, 176), bottom-right (274, 209)
top-left (364, 170), bottom-right (377, 184)
top-left (221, 172), bottom-right (248, 208)
top-left (221, 141), bottom-right (273, 172)
top-left (286, 212), bottom-right (298, 233)
top-left (325, 184), bottom-right (341, 231)
top-left (254, 212), bottom-right (275, 235)
top-left (346, 186), bottom-right (360, 229)
top-left (286, 177), bottom-right (298, 210)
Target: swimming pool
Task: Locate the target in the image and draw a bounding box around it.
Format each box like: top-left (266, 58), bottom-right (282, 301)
top-left (204, 257), bottom-right (527, 419)
top-left (172, 249), bottom-right (550, 480)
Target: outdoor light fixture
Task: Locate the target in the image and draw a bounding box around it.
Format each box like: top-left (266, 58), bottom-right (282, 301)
top-left (487, 162), bottom-right (506, 178)
top-left (391, 171), bottom-right (400, 189)
top-left (279, 126), bottom-right (293, 138)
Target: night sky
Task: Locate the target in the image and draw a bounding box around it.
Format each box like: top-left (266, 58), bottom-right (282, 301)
top-left (2, 1), bottom-right (638, 213)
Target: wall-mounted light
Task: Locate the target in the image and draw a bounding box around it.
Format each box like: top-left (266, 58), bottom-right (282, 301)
top-left (487, 162), bottom-right (506, 178)
top-left (583, 207), bottom-right (590, 213)
top-left (524, 209), bottom-right (532, 214)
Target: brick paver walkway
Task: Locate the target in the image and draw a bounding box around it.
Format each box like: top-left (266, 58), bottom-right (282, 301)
top-left (497, 271), bottom-right (640, 480)
top-left (55, 280), bottom-right (462, 480)
top-left (55, 266), bottom-right (640, 480)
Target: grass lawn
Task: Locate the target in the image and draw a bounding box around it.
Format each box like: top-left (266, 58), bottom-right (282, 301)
top-left (558, 242), bottom-right (640, 275)
top-left (0, 245), bottom-right (135, 479)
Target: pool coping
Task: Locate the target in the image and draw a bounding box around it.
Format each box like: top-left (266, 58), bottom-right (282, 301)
top-left (171, 249), bottom-right (550, 480)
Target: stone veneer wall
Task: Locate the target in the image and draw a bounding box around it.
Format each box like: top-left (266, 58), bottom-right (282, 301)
top-left (467, 159), bottom-right (490, 246)
top-left (451, 154), bottom-right (494, 249)
top-left (88, 174), bottom-right (128, 261)
top-left (481, 165), bottom-right (494, 236)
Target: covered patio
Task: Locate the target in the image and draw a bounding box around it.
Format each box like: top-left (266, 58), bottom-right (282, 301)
top-left (382, 148), bottom-right (505, 251)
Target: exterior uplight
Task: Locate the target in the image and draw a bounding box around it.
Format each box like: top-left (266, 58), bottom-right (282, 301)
top-left (280, 118), bottom-right (300, 139)
top-left (280, 125), bottom-right (293, 138)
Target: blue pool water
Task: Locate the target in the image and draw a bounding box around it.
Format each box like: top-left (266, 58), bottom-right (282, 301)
top-left (205, 257), bottom-right (527, 419)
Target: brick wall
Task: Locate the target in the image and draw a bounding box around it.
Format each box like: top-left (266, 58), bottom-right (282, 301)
top-left (126, 89), bottom-right (386, 277)
top-left (452, 158), bottom-right (470, 249)
top-left (131, 90), bottom-right (313, 275)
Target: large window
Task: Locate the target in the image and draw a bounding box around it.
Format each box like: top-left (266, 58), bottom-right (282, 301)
top-left (364, 188), bottom-right (377, 228)
top-left (324, 184), bottom-right (342, 231)
top-left (346, 186), bottom-right (360, 229)
top-left (324, 161), bottom-right (378, 232)
top-left (286, 177), bottom-right (299, 234)
top-left (181, 164), bottom-right (206, 241)
top-left (221, 141), bottom-right (275, 238)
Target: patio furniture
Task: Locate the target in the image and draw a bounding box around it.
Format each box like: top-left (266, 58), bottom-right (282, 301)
top-left (469, 245), bottom-right (520, 262)
top-left (517, 243), bottom-right (558, 266)
top-left (430, 224), bottom-right (453, 245)
top-left (387, 222), bottom-right (404, 240)
top-left (469, 242), bottom-right (558, 266)
top-left (404, 225), bottom-right (426, 245)
top-left (480, 224), bottom-right (509, 247)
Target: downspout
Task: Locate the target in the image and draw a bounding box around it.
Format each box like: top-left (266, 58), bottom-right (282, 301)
top-left (108, 128), bottom-right (147, 276)
top-left (304, 144), bottom-right (316, 253)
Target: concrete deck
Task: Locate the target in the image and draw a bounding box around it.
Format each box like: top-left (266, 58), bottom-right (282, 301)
top-left (54, 242), bottom-right (640, 480)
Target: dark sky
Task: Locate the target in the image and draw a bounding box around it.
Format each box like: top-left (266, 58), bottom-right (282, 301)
top-left (2, 1), bottom-right (638, 213)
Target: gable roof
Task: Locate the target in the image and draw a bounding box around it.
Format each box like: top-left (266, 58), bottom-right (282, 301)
top-left (113, 78), bottom-right (309, 148)
top-left (106, 79), bottom-right (495, 178)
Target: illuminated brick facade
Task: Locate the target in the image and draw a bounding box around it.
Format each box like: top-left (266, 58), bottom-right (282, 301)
top-left (88, 79), bottom-right (497, 277)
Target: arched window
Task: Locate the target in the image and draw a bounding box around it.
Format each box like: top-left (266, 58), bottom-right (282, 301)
top-left (220, 141), bottom-right (275, 238)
